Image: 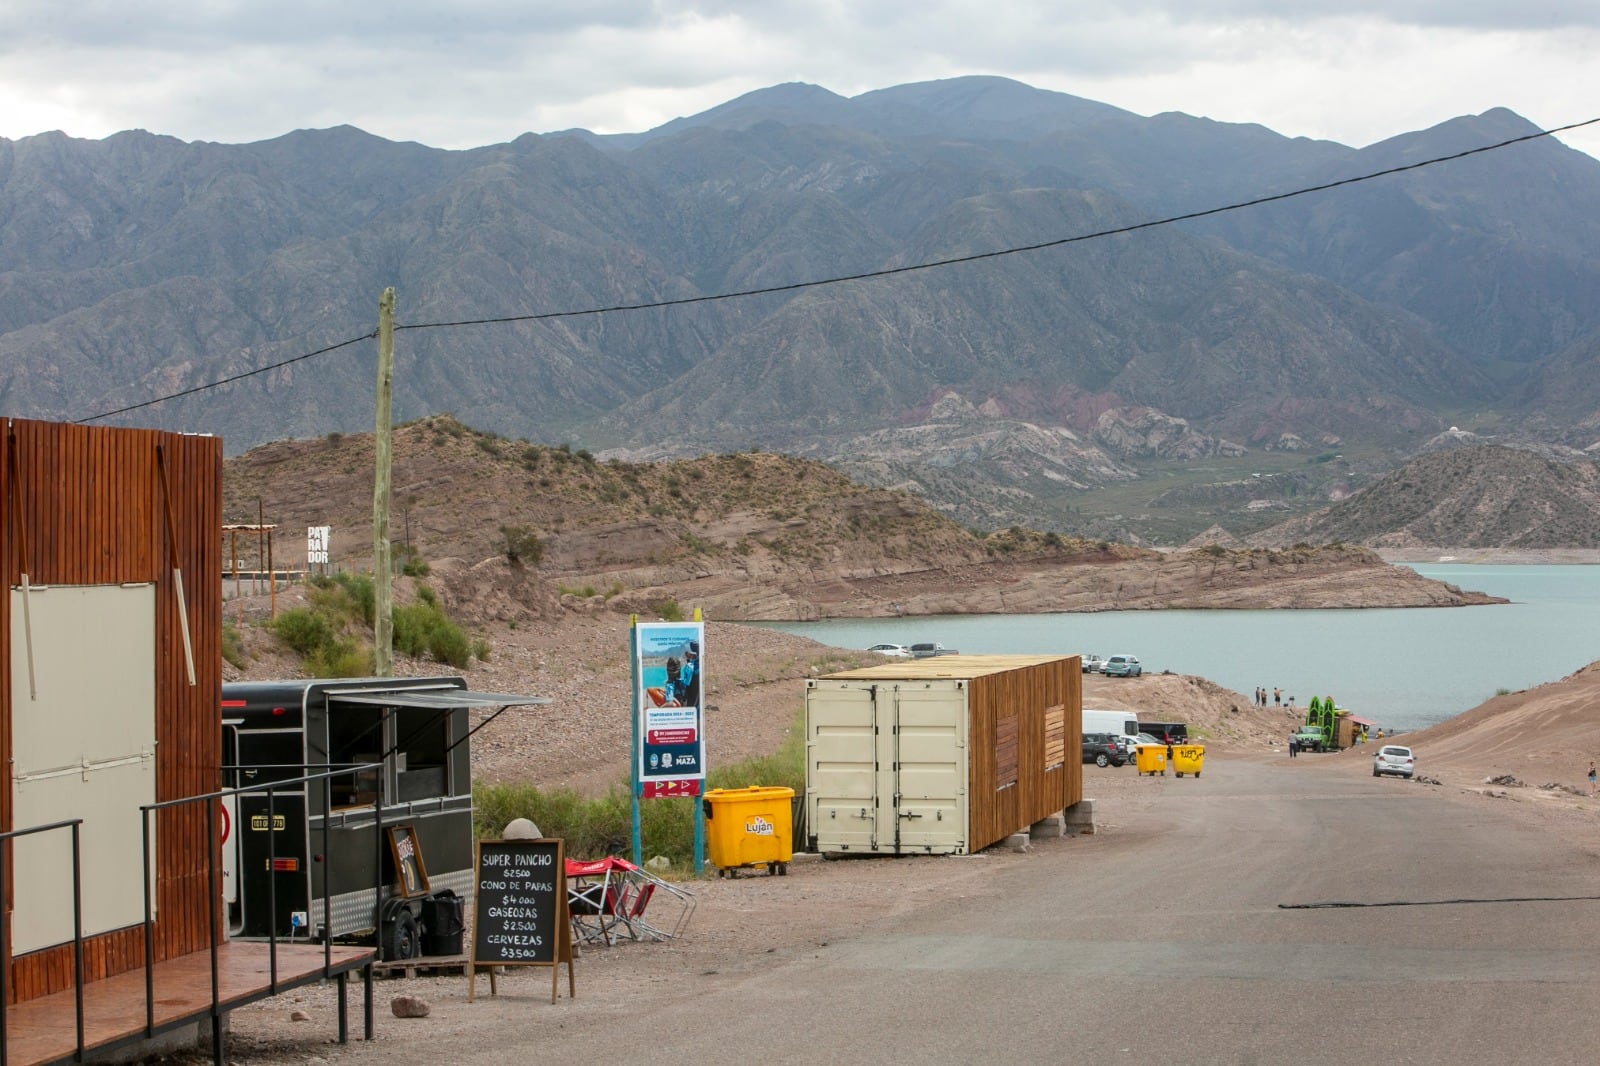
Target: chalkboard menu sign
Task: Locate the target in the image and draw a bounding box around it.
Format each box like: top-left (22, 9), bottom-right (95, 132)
top-left (387, 825), bottom-right (430, 898)
top-left (468, 839), bottom-right (573, 1003)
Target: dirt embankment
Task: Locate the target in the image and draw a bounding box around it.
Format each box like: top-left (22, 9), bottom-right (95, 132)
top-left (223, 420), bottom-right (1505, 626)
top-left (813, 545), bottom-right (1503, 618)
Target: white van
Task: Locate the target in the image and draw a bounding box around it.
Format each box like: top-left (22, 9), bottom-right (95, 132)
top-left (1083, 708), bottom-right (1140, 753)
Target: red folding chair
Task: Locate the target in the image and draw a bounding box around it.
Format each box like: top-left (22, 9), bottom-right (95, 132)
top-left (565, 858), bottom-right (623, 946)
top-left (611, 861), bottom-right (696, 942)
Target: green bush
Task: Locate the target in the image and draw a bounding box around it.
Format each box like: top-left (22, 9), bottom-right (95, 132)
top-left (393, 594), bottom-right (479, 668)
top-left (274, 568), bottom-right (484, 675)
top-left (308, 571), bottom-right (374, 627)
top-left (307, 636), bottom-right (373, 677)
top-left (500, 525), bottom-right (544, 567)
top-left (426, 622), bottom-right (472, 669)
top-left (221, 622), bottom-right (247, 669)
top-left (271, 608), bottom-right (336, 655)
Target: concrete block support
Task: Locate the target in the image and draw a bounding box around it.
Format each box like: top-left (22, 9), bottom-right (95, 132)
top-left (1030, 813), bottom-right (1066, 839)
top-left (1063, 798), bottom-right (1097, 836)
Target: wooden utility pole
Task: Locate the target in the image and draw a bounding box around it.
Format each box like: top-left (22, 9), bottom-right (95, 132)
top-left (373, 287), bottom-right (395, 676)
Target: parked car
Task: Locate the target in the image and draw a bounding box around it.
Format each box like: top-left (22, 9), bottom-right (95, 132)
top-left (1082, 732), bottom-right (1127, 768)
top-left (1081, 653), bottom-right (1106, 673)
top-left (867, 643), bottom-right (911, 657)
top-left (909, 642), bottom-right (955, 658)
top-left (1373, 745), bottom-right (1416, 778)
top-left (1102, 654), bottom-right (1143, 677)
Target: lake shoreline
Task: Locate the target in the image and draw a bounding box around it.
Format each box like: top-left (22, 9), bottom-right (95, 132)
top-left (1381, 549), bottom-right (1600, 565)
top-left (761, 564), bottom-right (1599, 734)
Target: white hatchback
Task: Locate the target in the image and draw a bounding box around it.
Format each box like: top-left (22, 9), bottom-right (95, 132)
top-left (867, 643), bottom-right (911, 657)
top-left (1373, 745), bottom-right (1415, 778)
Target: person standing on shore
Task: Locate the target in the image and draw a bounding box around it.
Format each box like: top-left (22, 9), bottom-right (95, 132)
top-left (1588, 762), bottom-right (1596, 796)
top-left (1274, 687), bottom-right (1282, 706)
top-left (1289, 735), bottom-right (1299, 758)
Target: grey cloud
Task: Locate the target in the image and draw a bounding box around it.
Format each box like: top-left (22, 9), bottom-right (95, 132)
top-left (1095, 0), bottom-right (1600, 31)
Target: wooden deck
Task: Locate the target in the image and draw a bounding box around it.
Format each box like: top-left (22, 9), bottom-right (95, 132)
top-left (2, 942), bottom-right (376, 1066)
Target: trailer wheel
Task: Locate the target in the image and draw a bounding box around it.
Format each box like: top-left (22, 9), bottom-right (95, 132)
top-left (381, 904), bottom-right (420, 962)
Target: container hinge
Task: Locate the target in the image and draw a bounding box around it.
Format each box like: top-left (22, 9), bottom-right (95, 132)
top-left (898, 810), bottom-right (922, 820)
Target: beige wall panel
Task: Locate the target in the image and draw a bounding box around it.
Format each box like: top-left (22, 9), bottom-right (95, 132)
top-left (10, 583), bottom-right (157, 954)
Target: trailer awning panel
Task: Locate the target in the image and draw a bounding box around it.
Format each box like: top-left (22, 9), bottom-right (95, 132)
top-left (325, 689), bottom-right (551, 710)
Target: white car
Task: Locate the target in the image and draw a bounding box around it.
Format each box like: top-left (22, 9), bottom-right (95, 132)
top-left (867, 643), bottom-right (911, 657)
top-left (1373, 745), bottom-right (1415, 778)
top-left (1081, 653), bottom-right (1106, 673)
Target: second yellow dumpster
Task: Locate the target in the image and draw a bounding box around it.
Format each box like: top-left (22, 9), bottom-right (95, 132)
top-left (1172, 745), bottom-right (1205, 777)
top-left (702, 785), bottom-right (794, 876)
top-left (1135, 745), bottom-right (1167, 776)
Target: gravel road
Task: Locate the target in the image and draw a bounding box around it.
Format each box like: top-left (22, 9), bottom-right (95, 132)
top-left (194, 746), bottom-right (1600, 1066)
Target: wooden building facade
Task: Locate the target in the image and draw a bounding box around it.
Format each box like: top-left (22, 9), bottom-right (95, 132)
top-left (2, 418), bottom-right (223, 1004)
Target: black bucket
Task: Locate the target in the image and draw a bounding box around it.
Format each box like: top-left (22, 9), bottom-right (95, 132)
top-left (421, 890), bottom-right (464, 955)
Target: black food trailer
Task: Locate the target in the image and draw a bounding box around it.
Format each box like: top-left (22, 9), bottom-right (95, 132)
top-left (221, 677), bottom-right (548, 960)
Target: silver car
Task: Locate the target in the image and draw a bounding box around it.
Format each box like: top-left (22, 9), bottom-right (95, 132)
top-left (1373, 745), bottom-right (1415, 778)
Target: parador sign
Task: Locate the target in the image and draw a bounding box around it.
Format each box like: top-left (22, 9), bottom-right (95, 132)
top-left (468, 839), bottom-right (574, 1003)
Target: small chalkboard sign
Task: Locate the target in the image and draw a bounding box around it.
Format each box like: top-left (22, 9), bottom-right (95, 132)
top-left (468, 838), bottom-right (573, 1003)
top-left (387, 824), bottom-right (429, 898)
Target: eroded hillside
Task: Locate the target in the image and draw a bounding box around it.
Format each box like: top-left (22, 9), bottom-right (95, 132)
top-left (225, 416), bottom-right (1501, 621)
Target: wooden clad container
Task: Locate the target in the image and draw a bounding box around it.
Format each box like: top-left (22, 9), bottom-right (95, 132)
top-left (805, 654), bottom-right (1081, 855)
top-left (2, 418), bottom-right (222, 1003)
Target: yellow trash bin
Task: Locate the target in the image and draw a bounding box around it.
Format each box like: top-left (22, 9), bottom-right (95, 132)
top-left (702, 785), bottom-right (795, 877)
top-left (1172, 745), bottom-right (1205, 777)
top-left (1135, 745), bottom-right (1167, 776)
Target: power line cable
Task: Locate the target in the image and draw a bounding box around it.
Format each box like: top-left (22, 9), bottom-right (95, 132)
top-left (76, 115), bottom-right (1600, 424)
top-left (80, 332), bottom-right (375, 421)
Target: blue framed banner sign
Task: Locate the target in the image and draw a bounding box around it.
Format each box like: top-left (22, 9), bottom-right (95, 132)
top-left (634, 621), bottom-right (706, 798)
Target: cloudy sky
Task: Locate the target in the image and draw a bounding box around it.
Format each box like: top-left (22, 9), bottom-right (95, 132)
top-left (2, 2), bottom-right (1596, 160)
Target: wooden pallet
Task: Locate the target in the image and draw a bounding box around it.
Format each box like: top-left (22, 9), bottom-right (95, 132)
top-left (371, 953), bottom-right (483, 979)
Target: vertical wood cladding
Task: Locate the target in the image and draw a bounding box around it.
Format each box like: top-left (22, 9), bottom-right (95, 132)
top-left (2, 419), bottom-right (222, 1003)
top-left (966, 657), bottom-right (1080, 851)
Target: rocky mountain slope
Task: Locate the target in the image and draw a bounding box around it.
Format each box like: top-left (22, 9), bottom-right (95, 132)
top-left (10, 77), bottom-right (1600, 542)
top-left (1250, 444), bottom-right (1600, 549)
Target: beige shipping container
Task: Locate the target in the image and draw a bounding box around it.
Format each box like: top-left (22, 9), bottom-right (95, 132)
top-left (805, 655), bottom-right (1081, 856)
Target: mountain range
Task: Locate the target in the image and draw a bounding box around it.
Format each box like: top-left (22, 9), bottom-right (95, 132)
top-left (5, 76), bottom-right (1599, 542)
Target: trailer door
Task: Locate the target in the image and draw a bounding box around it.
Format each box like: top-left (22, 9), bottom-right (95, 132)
top-left (234, 727), bottom-right (309, 939)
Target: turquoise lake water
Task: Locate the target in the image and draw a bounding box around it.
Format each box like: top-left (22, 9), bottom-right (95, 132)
top-left (758, 565), bottom-right (1600, 733)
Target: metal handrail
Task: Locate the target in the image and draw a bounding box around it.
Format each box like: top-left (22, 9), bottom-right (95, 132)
top-left (0, 818), bottom-right (86, 1066)
top-left (137, 762), bottom-right (385, 1043)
